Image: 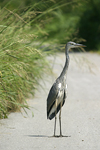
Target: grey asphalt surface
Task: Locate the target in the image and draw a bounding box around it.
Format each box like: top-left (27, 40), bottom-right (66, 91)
top-left (0, 52), bottom-right (100, 150)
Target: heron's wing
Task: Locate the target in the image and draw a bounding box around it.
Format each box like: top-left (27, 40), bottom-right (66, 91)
top-left (47, 88), bottom-right (66, 120)
top-left (47, 82), bottom-right (59, 118)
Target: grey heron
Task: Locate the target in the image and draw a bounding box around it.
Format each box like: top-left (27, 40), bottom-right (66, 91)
top-left (47, 41), bottom-right (86, 137)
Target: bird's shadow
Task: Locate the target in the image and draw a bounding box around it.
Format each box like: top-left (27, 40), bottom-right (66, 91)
top-left (26, 135), bottom-right (71, 138)
top-left (27, 135), bottom-right (48, 138)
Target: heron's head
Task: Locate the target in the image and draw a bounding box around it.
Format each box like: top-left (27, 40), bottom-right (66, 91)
top-left (66, 41), bottom-right (86, 51)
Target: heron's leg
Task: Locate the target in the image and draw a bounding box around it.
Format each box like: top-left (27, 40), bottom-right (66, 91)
top-left (54, 99), bottom-right (57, 137)
top-left (54, 115), bottom-right (57, 136)
top-left (59, 103), bottom-right (62, 136)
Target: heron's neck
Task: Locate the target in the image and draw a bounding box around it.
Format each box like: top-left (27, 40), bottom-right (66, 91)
top-left (59, 52), bottom-right (69, 78)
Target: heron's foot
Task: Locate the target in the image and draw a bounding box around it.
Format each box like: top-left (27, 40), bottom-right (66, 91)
top-left (49, 135), bottom-right (60, 138)
top-left (48, 135), bottom-right (58, 138)
top-left (50, 135), bottom-right (71, 138)
top-left (59, 134), bottom-right (63, 137)
top-left (52, 135), bottom-right (60, 138)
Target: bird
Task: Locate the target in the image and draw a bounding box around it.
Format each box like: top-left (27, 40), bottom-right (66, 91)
top-left (47, 41), bottom-right (86, 137)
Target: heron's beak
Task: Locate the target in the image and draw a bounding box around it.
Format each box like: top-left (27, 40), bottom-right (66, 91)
top-left (75, 43), bottom-right (86, 47)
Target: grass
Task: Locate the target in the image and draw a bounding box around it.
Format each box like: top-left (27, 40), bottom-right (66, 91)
top-left (0, 6), bottom-right (53, 119)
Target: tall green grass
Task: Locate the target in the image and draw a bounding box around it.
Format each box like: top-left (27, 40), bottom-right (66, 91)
top-left (0, 6), bottom-right (52, 118)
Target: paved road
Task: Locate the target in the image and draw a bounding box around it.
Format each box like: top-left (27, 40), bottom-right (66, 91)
top-left (0, 52), bottom-right (100, 150)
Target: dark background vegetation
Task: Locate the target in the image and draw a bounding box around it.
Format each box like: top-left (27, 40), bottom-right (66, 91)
top-left (0, 0), bottom-right (100, 118)
top-left (0, 0), bottom-right (100, 50)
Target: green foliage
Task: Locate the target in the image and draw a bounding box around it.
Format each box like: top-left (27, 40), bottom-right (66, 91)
top-left (1, 0), bottom-right (100, 50)
top-left (75, 0), bottom-right (100, 50)
top-left (0, 6), bottom-right (50, 119)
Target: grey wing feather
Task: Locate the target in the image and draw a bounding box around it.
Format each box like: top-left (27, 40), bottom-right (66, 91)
top-left (47, 87), bottom-right (66, 120)
top-left (47, 82), bottom-right (59, 118)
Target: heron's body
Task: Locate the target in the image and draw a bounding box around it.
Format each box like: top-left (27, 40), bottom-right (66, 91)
top-left (47, 78), bottom-right (66, 120)
top-left (47, 59), bottom-right (68, 120)
top-left (46, 41), bottom-right (86, 137)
